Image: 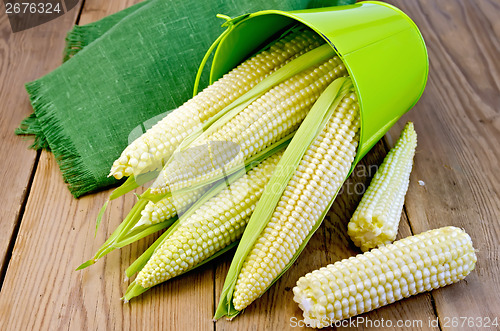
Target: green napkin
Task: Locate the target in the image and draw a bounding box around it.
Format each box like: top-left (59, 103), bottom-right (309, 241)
top-left (16, 0), bottom-right (353, 198)
top-left (16, 1), bottom-right (149, 150)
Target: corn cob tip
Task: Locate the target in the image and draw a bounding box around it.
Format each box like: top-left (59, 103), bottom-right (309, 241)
top-left (130, 220), bottom-right (146, 232)
top-left (138, 183), bottom-right (213, 229)
top-left (131, 210), bottom-right (154, 231)
top-left (109, 156), bottom-right (132, 179)
top-left (347, 121), bottom-right (417, 252)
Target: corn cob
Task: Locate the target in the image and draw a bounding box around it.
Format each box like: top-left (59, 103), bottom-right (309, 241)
top-left (229, 92), bottom-right (360, 312)
top-left (109, 29), bottom-right (324, 179)
top-left (347, 122), bottom-right (417, 252)
top-left (134, 184), bottom-right (211, 229)
top-left (125, 150), bottom-right (284, 295)
top-left (79, 177), bottom-right (213, 270)
top-left (293, 226), bottom-right (477, 328)
top-left (150, 56), bottom-right (348, 194)
top-left (150, 140), bottom-right (242, 194)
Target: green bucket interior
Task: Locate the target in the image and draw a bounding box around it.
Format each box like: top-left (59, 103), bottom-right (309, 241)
top-left (209, 1), bottom-right (428, 166)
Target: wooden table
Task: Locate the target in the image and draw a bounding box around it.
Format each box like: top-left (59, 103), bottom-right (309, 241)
top-left (1, 0), bottom-right (499, 330)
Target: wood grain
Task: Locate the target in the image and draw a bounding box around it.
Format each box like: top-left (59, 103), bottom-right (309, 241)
top-left (1, 1), bottom-right (212, 330)
top-left (0, 152), bottom-right (214, 330)
top-left (0, 0), bottom-right (499, 330)
top-left (0, 2), bottom-right (84, 276)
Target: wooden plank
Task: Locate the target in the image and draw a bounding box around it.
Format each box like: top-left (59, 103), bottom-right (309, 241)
top-left (322, 141), bottom-right (439, 331)
top-left (0, 2), bottom-right (84, 277)
top-left (215, 141), bottom-right (439, 330)
top-left (385, 0), bottom-right (500, 326)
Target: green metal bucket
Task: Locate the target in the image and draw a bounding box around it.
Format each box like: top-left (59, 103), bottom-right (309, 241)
top-left (206, 1), bottom-right (428, 166)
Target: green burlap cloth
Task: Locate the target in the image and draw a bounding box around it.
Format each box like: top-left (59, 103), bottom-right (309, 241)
top-left (16, 0), bottom-right (353, 197)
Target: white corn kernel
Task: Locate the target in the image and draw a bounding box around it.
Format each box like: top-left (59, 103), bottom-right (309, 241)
top-left (136, 151), bottom-right (284, 288)
top-left (232, 93), bottom-right (360, 311)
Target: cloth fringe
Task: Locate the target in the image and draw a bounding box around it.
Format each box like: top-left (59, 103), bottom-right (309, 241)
top-left (63, 25), bottom-right (95, 62)
top-left (64, 0), bottom-right (149, 61)
top-left (15, 113), bottom-right (50, 150)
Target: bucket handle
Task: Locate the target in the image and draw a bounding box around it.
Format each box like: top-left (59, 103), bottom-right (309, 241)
top-left (193, 14), bottom-right (249, 96)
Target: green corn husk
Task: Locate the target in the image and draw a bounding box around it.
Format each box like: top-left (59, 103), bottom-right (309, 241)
top-left (123, 241), bottom-right (239, 302)
top-left (91, 38), bottom-right (335, 241)
top-left (214, 77), bottom-right (354, 320)
top-left (88, 38), bottom-right (336, 261)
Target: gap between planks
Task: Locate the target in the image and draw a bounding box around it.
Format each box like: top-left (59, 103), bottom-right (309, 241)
top-left (0, 150), bottom-right (41, 289)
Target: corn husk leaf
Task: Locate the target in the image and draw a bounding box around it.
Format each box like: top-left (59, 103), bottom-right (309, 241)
top-left (178, 43), bottom-right (334, 153)
top-left (107, 39), bottom-right (333, 202)
top-left (95, 170), bottom-right (160, 234)
top-left (122, 241), bottom-right (239, 302)
top-left (214, 77), bottom-right (353, 319)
